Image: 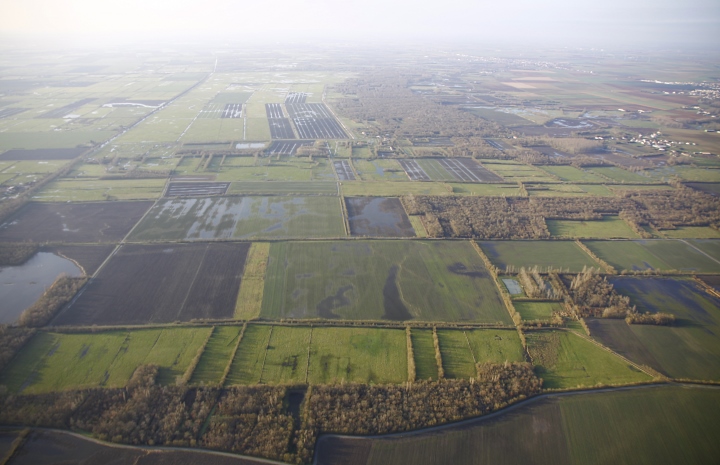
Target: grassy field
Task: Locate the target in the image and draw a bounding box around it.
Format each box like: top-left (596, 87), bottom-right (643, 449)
top-left (608, 277), bottom-right (720, 380)
top-left (660, 226), bottom-right (720, 239)
top-left (410, 329), bottom-right (438, 381)
top-left (437, 330), bottom-right (477, 379)
top-left (130, 196), bottom-right (346, 241)
top-left (447, 183), bottom-right (522, 196)
top-left (235, 242), bottom-right (270, 319)
top-left (479, 241), bottom-right (599, 272)
top-left (260, 325), bottom-right (312, 384)
top-left (340, 182), bottom-right (452, 196)
top-left (0, 328), bottom-right (213, 394)
top-left (349, 385), bottom-right (720, 465)
top-left (514, 301), bottom-right (563, 321)
top-left (190, 326), bottom-right (243, 385)
top-left (261, 241), bottom-right (510, 323)
top-left (690, 239), bottom-right (720, 261)
top-left (307, 327), bottom-right (407, 384)
top-left (466, 329), bottom-right (525, 365)
top-left (526, 330), bottom-right (651, 389)
top-left (583, 240), bottom-right (720, 272)
top-left (408, 215), bottom-right (428, 238)
top-left (33, 179), bottom-right (166, 201)
top-left (227, 181), bottom-right (338, 195)
top-left (224, 324), bottom-right (272, 385)
top-left (538, 165), bottom-right (606, 183)
top-left (547, 216), bottom-right (638, 239)
top-left (353, 159), bottom-right (407, 181)
top-left (587, 166), bottom-right (653, 183)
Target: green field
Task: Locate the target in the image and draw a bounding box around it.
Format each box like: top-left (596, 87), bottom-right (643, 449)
top-left (526, 330), bottom-right (651, 389)
top-left (690, 239), bottom-right (720, 261)
top-left (479, 241), bottom-right (599, 272)
top-left (227, 181), bottom-right (338, 195)
top-left (0, 328), bottom-right (213, 394)
top-left (466, 329), bottom-right (525, 365)
top-left (260, 325), bottom-right (312, 384)
top-left (538, 165), bottom-right (606, 183)
top-left (410, 329), bottom-right (438, 381)
top-left (583, 240), bottom-right (720, 272)
top-left (189, 326), bottom-right (243, 385)
top-left (660, 226), bottom-right (720, 239)
top-left (224, 324), bottom-right (272, 385)
top-left (514, 301), bottom-right (563, 321)
top-left (307, 327), bottom-right (407, 384)
top-left (130, 196), bottom-right (346, 240)
top-left (33, 178), bottom-right (166, 201)
top-left (608, 277), bottom-right (720, 380)
top-left (359, 385), bottom-right (720, 465)
top-left (588, 166), bottom-right (654, 183)
top-left (340, 181), bottom-right (452, 196)
top-left (353, 159), bottom-right (407, 181)
top-left (547, 216), bottom-right (638, 239)
top-left (437, 330), bottom-right (477, 379)
top-left (261, 241), bottom-right (510, 323)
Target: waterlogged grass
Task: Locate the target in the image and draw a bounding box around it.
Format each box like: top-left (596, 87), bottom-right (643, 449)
top-left (190, 326), bottom-right (243, 385)
top-left (514, 301), bottom-right (563, 321)
top-left (0, 328), bottom-right (212, 394)
top-left (479, 241), bottom-right (599, 273)
top-left (227, 181), bottom-right (338, 195)
top-left (307, 327), bottom-right (407, 384)
top-left (261, 241), bottom-right (509, 323)
top-left (583, 240), bottom-right (720, 272)
top-left (224, 324), bottom-right (272, 385)
top-left (340, 181), bottom-right (452, 197)
top-left (410, 329), bottom-right (438, 381)
top-left (360, 385), bottom-right (720, 465)
top-left (547, 216), bottom-right (638, 239)
top-left (526, 330), bottom-right (651, 389)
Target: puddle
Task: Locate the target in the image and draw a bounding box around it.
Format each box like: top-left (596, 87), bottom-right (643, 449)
top-left (382, 265), bottom-right (412, 321)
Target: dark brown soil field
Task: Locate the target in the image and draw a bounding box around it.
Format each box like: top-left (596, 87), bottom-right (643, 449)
top-left (8, 429), bottom-right (265, 465)
top-left (37, 98), bottom-right (96, 118)
top-left (585, 318), bottom-right (667, 375)
top-left (221, 103), bottom-right (243, 118)
top-left (346, 197), bottom-right (415, 237)
top-left (686, 182), bottom-right (720, 197)
top-left (165, 182), bottom-right (230, 197)
top-left (0, 201), bottom-right (154, 243)
top-left (0, 147), bottom-right (87, 160)
top-left (44, 244), bottom-right (116, 276)
top-left (54, 242), bottom-right (250, 325)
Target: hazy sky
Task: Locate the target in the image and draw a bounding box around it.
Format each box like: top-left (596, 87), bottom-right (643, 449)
top-left (1, 0), bottom-right (718, 48)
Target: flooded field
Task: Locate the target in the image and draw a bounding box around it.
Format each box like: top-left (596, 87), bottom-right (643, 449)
top-left (130, 196), bottom-right (345, 240)
top-left (0, 252), bottom-right (82, 324)
top-left (345, 197), bottom-right (415, 237)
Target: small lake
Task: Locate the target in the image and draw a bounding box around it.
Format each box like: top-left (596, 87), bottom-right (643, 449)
top-left (501, 278), bottom-right (524, 296)
top-left (0, 252), bottom-right (83, 324)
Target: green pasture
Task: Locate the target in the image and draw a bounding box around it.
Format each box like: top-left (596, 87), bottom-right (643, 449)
top-left (261, 241), bottom-right (509, 323)
top-left (190, 326), bottom-right (243, 385)
top-left (479, 241), bottom-right (599, 272)
top-left (33, 178), bottom-right (166, 201)
top-left (410, 329), bottom-right (438, 381)
top-left (547, 216), bottom-right (638, 239)
top-left (583, 240), bottom-right (720, 272)
top-left (514, 301), bottom-right (563, 321)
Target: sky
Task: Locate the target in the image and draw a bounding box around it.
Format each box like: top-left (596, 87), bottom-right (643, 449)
top-left (0, 0), bottom-right (718, 49)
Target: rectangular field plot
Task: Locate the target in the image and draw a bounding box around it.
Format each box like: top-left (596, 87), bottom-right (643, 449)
top-left (414, 158), bottom-right (504, 182)
top-left (482, 163), bottom-right (556, 182)
top-left (526, 330), bottom-right (651, 389)
top-left (227, 181), bottom-right (337, 195)
top-left (583, 240), bottom-right (720, 273)
top-left (260, 326), bottom-right (312, 384)
top-left (265, 140), bottom-right (313, 155)
top-left (437, 330), bottom-right (478, 379)
top-left (34, 179), bottom-right (166, 202)
top-left (261, 241), bottom-right (510, 323)
top-left (286, 103), bottom-right (348, 139)
top-left (0, 328), bottom-right (212, 394)
top-left (307, 327), bottom-right (407, 384)
top-left (165, 182), bottom-right (230, 197)
top-left (547, 216), bottom-right (638, 239)
top-left (660, 227), bottom-right (720, 239)
top-left (397, 159), bottom-right (430, 181)
top-left (689, 239), bottom-right (720, 262)
top-left (479, 241), bottom-right (599, 273)
top-left (345, 197), bottom-right (415, 237)
top-left (411, 329), bottom-right (439, 381)
top-left (0, 147), bottom-right (86, 161)
top-left (588, 166), bottom-right (654, 183)
top-left (606, 277), bottom-right (720, 380)
top-left (353, 159), bottom-right (407, 181)
top-left (130, 196), bottom-right (345, 241)
top-left (224, 324), bottom-right (272, 385)
top-left (0, 201), bottom-right (153, 243)
top-left (514, 301), bottom-right (563, 321)
top-left (538, 165), bottom-right (606, 183)
top-left (55, 243), bottom-right (249, 325)
top-left (189, 326), bottom-right (243, 385)
top-left (465, 329), bottom-right (525, 364)
top-left (333, 160), bottom-right (356, 180)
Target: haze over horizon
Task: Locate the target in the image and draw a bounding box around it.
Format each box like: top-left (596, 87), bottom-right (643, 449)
top-left (1, 0), bottom-right (719, 50)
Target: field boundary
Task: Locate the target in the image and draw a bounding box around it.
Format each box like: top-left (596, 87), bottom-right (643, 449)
top-left (220, 323), bottom-right (246, 387)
